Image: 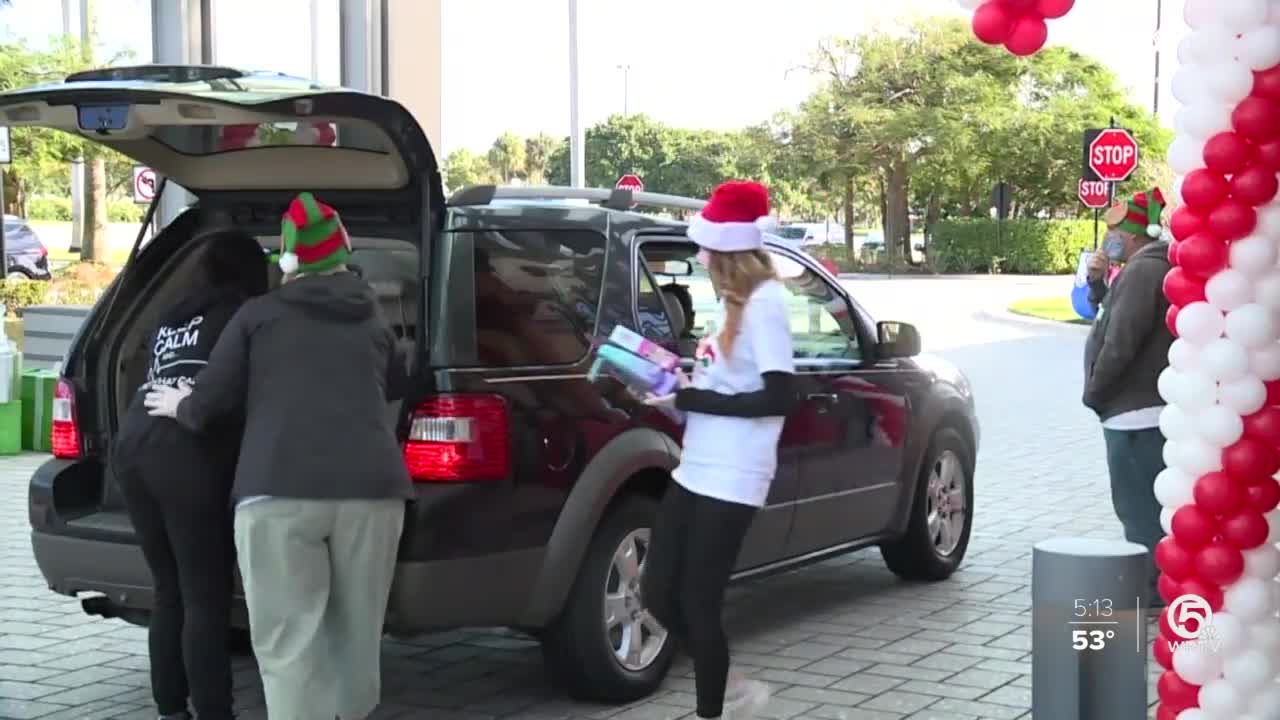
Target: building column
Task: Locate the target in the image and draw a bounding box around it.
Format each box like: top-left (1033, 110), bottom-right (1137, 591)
top-left (150, 0), bottom-right (213, 230)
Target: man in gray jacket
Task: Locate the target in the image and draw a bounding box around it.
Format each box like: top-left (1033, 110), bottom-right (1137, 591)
top-left (1082, 188), bottom-right (1172, 607)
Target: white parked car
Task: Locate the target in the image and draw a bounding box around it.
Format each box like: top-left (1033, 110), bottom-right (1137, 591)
top-left (777, 223), bottom-right (846, 246)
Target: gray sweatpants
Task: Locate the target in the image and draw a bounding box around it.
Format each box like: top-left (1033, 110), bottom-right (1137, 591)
top-left (234, 498), bottom-right (405, 720)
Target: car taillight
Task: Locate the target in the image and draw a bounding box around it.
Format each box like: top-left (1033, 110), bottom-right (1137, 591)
top-left (403, 394), bottom-right (510, 482)
top-left (38, 244), bottom-right (47, 257)
top-left (51, 379), bottom-right (81, 459)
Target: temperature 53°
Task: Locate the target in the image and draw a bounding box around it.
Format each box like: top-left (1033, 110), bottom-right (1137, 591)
top-left (1072, 629), bottom-right (1115, 651)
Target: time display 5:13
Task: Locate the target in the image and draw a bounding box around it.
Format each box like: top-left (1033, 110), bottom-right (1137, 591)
top-left (1074, 599), bottom-right (1113, 617)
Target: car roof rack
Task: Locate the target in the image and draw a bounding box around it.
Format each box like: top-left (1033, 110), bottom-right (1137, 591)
top-left (449, 185), bottom-right (706, 213)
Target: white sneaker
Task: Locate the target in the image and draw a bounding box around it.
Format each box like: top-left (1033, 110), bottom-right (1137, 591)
top-left (722, 677), bottom-right (769, 720)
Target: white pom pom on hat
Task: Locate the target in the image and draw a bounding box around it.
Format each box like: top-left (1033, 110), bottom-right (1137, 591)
top-left (1147, 224), bottom-right (1164, 238)
top-left (687, 180), bottom-right (774, 252)
top-left (278, 252), bottom-right (299, 274)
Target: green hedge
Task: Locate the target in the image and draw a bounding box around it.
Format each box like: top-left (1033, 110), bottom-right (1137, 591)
top-left (25, 197), bottom-right (145, 223)
top-left (0, 279), bottom-right (49, 316)
top-left (928, 219), bottom-right (1094, 274)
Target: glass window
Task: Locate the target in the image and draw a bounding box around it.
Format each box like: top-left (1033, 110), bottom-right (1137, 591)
top-left (635, 266), bottom-right (675, 341)
top-left (463, 229), bottom-right (605, 367)
top-left (151, 120), bottom-right (391, 155)
top-left (770, 250), bottom-right (860, 361)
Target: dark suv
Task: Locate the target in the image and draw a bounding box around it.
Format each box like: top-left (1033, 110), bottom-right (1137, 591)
top-left (9, 65), bottom-right (979, 702)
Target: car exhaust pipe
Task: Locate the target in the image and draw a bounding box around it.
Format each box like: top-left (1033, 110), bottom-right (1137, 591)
top-left (81, 595), bottom-right (118, 619)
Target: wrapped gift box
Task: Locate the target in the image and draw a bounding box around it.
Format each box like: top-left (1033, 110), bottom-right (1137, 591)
top-left (21, 368), bottom-right (59, 452)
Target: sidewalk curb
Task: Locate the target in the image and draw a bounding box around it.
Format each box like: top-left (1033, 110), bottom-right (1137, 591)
top-left (974, 308), bottom-right (1092, 333)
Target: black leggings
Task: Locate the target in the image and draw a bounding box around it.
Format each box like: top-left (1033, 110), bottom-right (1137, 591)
top-left (111, 415), bottom-right (236, 720)
top-left (642, 482), bottom-right (757, 718)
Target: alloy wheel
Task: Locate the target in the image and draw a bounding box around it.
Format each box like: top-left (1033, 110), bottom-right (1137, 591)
top-left (603, 528), bottom-right (668, 671)
top-left (926, 449), bottom-right (968, 556)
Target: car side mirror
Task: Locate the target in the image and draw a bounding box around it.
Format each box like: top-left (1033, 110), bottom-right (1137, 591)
top-left (876, 321), bottom-right (921, 358)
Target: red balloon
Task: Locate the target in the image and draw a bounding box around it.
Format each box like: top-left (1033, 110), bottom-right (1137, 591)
top-left (1163, 267), bottom-right (1209, 306)
top-left (1255, 65), bottom-right (1280, 102)
top-left (1166, 304), bottom-right (1180, 337)
top-left (1245, 479), bottom-right (1280, 513)
top-left (1153, 633), bottom-right (1175, 670)
top-left (1207, 198), bottom-right (1258, 241)
top-left (1179, 576), bottom-right (1224, 611)
top-left (1223, 437), bottom-right (1280, 484)
top-left (1167, 241), bottom-right (1181, 265)
top-left (1267, 379), bottom-right (1280, 406)
top-left (1155, 705), bottom-right (1179, 720)
top-left (1221, 510), bottom-right (1269, 549)
top-left (1157, 573), bottom-right (1183, 604)
top-left (1157, 670), bottom-right (1201, 712)
top-left (1194, 471), bottom-right (1248, 515)
top-left (1232, 96), bottom-right (1280, 143)
top-left (1004, 15), bottom-right (1048, 56)
top-left (1195, 541), bottom-right (1245, 585)
top-left (1154, 537), bottom-right (1197, 579)
top-left (1172, 235), bottom-right (1227, 279)
top-left (1243, 406), bottom-right (1280, 445)
top-left (1257, 139), bottom-right (1280, 172)
top-left (972, 2), bottom-right (1014, 44)
top-left (1204, 132), bottom-right (1258, 175)
top-left (1230, 164), bottom-right (1280, 206)
top-left (1181, 169), bottom-right (1231, 212)
top-left (1169, 206), bottom-right (1207, 242)
top-left (1171, 505), bottom-right (1220, 549)
top-left (998, 0), bottom-right (1037, 8)
top-left (1035, 0), bottom-right (1073, 18)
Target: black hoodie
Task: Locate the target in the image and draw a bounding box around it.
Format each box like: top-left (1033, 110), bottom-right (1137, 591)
top-left (175, 271), bottom-right (413, 502)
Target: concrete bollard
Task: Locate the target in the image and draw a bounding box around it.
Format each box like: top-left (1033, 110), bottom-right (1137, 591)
top-left (1031, 537), bottom-right (1150, 720)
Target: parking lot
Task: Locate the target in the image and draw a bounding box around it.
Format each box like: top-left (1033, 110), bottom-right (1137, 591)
top-left (0, 276), bottom-right (1163, 719)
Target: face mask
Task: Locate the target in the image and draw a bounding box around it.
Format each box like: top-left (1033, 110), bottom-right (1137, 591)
top-left (1102, 232), bottom-right (1127, 262)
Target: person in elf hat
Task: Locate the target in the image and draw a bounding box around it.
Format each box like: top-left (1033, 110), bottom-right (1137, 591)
top-left (641, 180), bottom-right (796, 719)
top-left (144, 192), bottom-right (412, 720)
top-left (1082, 187), bottom-right (1173, 608)
top-left (112, 230), bottom-right (267, 720)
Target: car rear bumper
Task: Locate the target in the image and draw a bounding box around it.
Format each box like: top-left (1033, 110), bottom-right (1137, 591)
top-left (31, 528), bottom-right (548, 635)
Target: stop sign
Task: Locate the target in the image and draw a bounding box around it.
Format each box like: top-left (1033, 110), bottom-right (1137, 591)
top-left (1088, 129), bottom-right (1140, 183)
top-left (1078, 179), bottom-right (1110, 209)
top-left (616, 173), bottom-right (644, 192)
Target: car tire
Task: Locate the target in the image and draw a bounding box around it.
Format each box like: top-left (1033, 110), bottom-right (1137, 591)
top-left (540, 494), bottom-right (675, 703)
top-left (881, 426), bottom-right (974, 581)
top-left (6, 270), bottom-right (30, 281)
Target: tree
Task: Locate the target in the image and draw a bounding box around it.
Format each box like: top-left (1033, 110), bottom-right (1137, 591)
top-left (442, 149), bottom-right (497, 193)
top-left (487, 132), bottom-right (526, 183)
top-left (523, 133), bottom-right (562, 185)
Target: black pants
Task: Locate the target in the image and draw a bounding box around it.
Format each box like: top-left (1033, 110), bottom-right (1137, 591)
top-left (642, 481), bottom-right (757, 718)
top-left (112, 414), bottom-right (236, 720)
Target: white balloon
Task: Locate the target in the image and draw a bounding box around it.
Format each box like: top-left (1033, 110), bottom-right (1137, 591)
top-left (1207, 611), bottom-right (1248, 654)
top-left (1170, 135), bottom-right (1209, 173)
top-left (1192, 26), bottom-right (1241, 65)
top-left (1240, 26), bottom-right (1280, 70)
top-left (1226, 577), bottom-right (1275, 621)
top-left (1250, 344), bottom-right (1280, 381)
top-left (1253, 270), bottom-right (1280, 314)
top-left (1248, 685), bottom-right (1280, 716)
top-left (1218, 0), bottom-right (1270, 33)
top-left (1209, 270), bottom-right (1257, 313)
top-left (1243, 544), bottom-right (1280, 579)
top-left (1199, 337), bottom-right (1251, 381)
top-left (1229, 235), bottom-right (1279, 278)
top-left (1162, 506), bottom-right (1176, 534)
top-left (1180, 302), bottom-right (1228, 345)
top-left (1185, 0), bottom-right (1216, 29)
top-left (1176, 437), bottom-right (1227, 474)
top-left (1173, 68), bottom-right (1210, 106)
top-left (1205, 61), bottom-right (1257, 104)
top-left (1248, 620), bottom-right (1280, 651)
top-left (1160, 366), bottom-right (1185, 405)
top-left (957, 0), bottom-right (983, 8)
top-left (1178, 35), bottom-right (1199, 66)
top-left (1155, 466), bottom-right (1197, 507)
top-left (1198, 678), bottom-right (1245, 718)
top-left (1175, 640), bottom-right (1225, 685)
top-left (1224, 649), bottom-right (1274, 693)
top-left (1255, 202), bottom-right (1280, 239)
top-left (1219, 374), bottom-right (1268, 415)
top-left (1179, 370), bottom-right (1223, 412)
top-left (1198, 404), bottom-right (1246, 447)
top-left (1170, 338), bottom-right (1204, 372)
top-left (1175, 710), bottom-right (1208, 720)
top-left (1268, 509), bottom-right (1280, 544)
top-left (1160, 404), bottom-right (1197, 441)
top-left (1227, 304), bottom-right (1278, 349)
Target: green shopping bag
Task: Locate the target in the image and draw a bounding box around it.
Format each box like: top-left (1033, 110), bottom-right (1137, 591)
top-left (21, 369), bottom-right (59, 452)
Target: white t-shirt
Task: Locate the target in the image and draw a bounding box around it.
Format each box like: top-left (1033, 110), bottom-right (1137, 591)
top-left (673, 279), bottom-right (795, 507)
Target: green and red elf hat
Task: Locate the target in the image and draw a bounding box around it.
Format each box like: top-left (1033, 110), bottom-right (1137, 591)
top-left (277, 192), bottom-right (351, 275)
top-left (1103, 188), bottom-right (1166, 240)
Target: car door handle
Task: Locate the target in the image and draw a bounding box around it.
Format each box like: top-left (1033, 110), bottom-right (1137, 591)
top-left (807, 393), bottom-right (839, 403)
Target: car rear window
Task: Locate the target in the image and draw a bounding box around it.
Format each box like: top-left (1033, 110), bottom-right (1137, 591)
top-left (152, 119), bottom-right (391, 155)
top-left (437, 229), bottom-right (606, 368)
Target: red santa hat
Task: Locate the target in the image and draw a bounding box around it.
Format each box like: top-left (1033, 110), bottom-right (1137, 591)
top-left (687, 180), bottom-right (776, 252)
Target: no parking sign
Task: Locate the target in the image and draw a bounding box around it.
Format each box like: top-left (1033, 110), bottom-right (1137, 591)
top-left (133, 165), bottom-right (157, 204)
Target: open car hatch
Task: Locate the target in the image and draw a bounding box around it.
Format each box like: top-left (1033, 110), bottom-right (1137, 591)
top-left (0, 65), bottom-right (441, 199)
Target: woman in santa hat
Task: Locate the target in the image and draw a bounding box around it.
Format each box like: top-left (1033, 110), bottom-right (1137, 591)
top-left (642, 180), bottom-right (796, 719)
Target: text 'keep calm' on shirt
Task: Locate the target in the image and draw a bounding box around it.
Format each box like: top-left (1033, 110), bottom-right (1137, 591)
top-left (673, 279), bottom-right (795, 508)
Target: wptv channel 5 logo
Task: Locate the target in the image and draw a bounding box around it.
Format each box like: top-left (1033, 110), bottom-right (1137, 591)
top-left (1166, 594), bottom-right (1223, 655)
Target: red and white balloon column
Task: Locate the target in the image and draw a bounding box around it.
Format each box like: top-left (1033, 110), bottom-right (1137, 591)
top-left (1155, 2), bottom-right (1280, 719)
top-left (958, 0), bottom-right (1075, 57)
